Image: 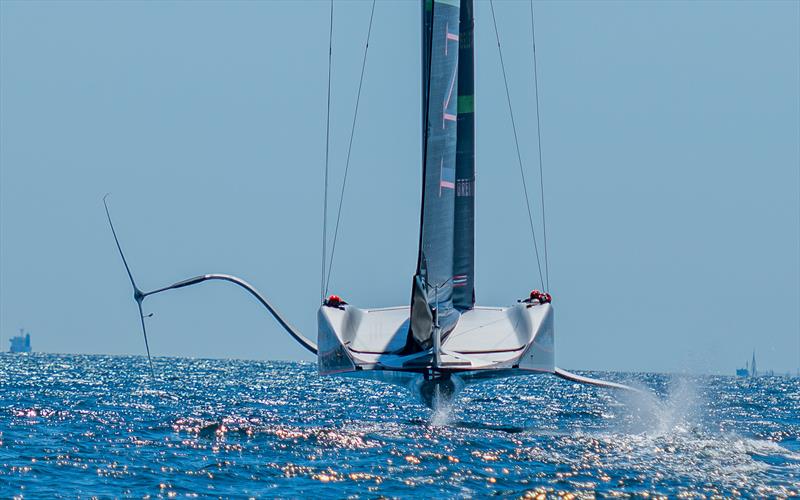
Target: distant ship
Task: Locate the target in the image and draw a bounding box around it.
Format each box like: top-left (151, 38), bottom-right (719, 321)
top-left (736, 350), bottom-right (757, 378)
top-left (9, 328), bottom-right (31, 353)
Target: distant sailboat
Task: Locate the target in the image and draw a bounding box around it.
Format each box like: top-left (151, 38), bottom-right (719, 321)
top-left (105, 0), bottom-right (635, 407)
top-left (736, 350), bottom-right (758, 378)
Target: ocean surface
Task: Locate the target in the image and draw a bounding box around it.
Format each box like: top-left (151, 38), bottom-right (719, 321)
top-left (1, 354), bottom-right (798, 498)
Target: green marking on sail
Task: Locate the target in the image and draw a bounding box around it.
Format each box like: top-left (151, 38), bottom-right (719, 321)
top-left (458, 94), bottom-right (474, 114)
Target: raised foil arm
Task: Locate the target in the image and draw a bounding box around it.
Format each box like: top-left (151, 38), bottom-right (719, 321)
top-left (141, 274), bottom-right (317, 355)
top-left (104, 196), bottom-right (317, 376)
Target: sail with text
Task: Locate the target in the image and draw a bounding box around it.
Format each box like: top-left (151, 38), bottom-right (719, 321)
top-left (452, 0), bottom-right (475, 311)
top-left (408, 0), bottom-right (475, 352)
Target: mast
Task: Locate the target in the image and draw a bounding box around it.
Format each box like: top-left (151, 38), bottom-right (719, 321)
top-left (452, 0), bottom-right (475, 310)
top-left (409, 0), bottom-right (469, 351)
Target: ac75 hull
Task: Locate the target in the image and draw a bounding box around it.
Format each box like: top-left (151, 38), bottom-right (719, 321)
top-left (318, 302), bottom-right (555, 407)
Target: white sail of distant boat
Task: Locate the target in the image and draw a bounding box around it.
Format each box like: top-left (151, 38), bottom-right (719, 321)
top-left (104, 0), bottom-right (636, 408)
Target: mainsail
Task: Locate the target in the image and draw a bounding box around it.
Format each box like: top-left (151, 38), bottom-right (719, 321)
top-left (452, 0), bottom-right (475, 310)
top-left (409, 0), bottom-right (473, 350)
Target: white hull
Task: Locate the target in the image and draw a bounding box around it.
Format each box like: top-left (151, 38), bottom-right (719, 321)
top-left (318, 302), bottom-right (555, 407)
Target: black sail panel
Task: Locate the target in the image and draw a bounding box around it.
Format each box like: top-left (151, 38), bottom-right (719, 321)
top-left (409, 0), bottom-right (461, 350)
top-left (452, 0), bottom-right (475, 310)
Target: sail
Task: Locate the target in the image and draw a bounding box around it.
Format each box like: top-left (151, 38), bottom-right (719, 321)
top-left (409, 0), bottom-right (463, 350)
top-left (452, 0), bottom-right (475, 310)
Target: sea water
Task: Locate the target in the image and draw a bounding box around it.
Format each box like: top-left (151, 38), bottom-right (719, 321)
top-left (1, 354), bottom-right (798, 497)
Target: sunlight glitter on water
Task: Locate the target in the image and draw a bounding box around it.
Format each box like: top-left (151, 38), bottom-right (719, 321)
top-left (1, 354), bottom-right (798, 497)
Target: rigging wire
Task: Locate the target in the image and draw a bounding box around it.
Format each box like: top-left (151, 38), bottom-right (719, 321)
top-left (489, 0), bottom-right (545, 291)
top-left (325, 0), bottom-right (377, 296)
top-left (530, 0), bottom-right (550, 292)
top-left (321, 0), bottom-right (334, 302)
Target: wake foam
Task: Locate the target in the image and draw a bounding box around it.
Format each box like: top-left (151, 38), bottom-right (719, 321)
top-left (617, 375), bottom-right (702, 435)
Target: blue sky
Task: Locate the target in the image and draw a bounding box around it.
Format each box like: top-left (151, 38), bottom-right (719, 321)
top-left (1, 0), bottom-right (798, 374)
